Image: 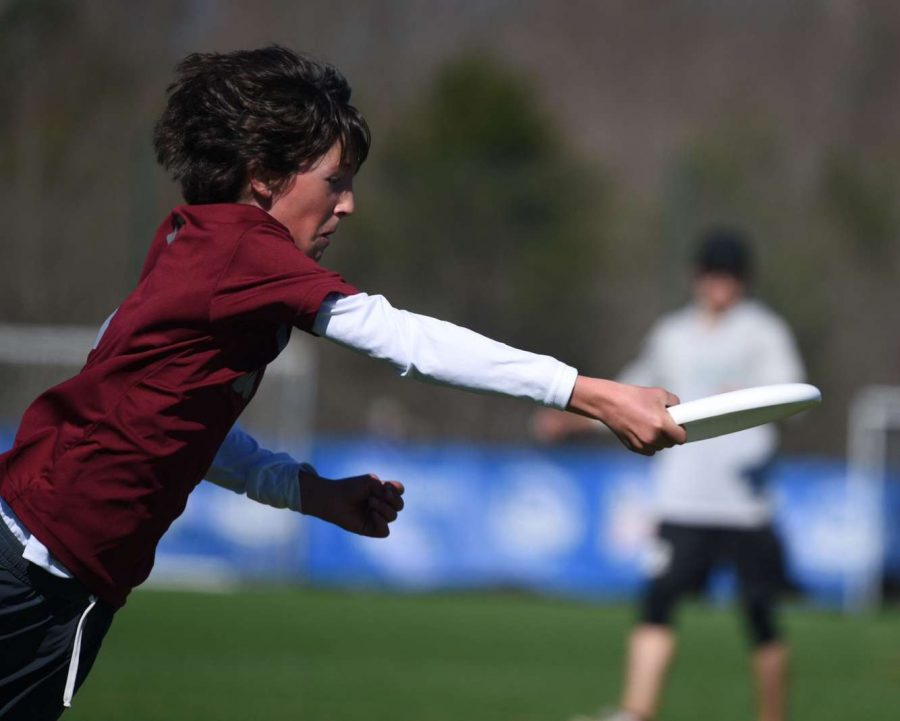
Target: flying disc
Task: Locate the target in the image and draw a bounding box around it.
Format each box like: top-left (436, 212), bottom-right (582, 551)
top-left (667, 383), bottom-right (821, 442)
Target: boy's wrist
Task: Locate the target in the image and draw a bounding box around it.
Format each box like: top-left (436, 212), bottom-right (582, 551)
top-left (566, 375), bottom-right (618, 424)
top-left (298, 467), bottom-right (327, 518)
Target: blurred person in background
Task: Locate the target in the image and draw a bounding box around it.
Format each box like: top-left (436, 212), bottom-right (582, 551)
top-left (536, 228), bottom-right (805, 721)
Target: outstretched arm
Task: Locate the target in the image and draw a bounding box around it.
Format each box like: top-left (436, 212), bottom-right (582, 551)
top-left (314, 293), bottom-right (684, 454)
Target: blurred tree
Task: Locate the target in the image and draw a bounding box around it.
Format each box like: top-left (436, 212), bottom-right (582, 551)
top-left (822, 152), bottom-right (900, 269)
top-left (334, 53), bottom-right (612, 369)
top-left (0, 0), bottom-right (157, 323)
top-left (1, 0), bottom-right (897, 451)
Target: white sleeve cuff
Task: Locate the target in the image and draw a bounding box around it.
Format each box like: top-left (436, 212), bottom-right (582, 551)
top-left (546, 363), bottom-right (579, 410)
top-left (313, 293), bottom-right (578, 409)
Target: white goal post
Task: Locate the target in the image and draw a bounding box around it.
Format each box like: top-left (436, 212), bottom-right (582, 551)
top-left (845, 385), bottom-right (900, 611)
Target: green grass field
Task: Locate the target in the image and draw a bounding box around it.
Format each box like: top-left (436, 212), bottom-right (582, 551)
top-left (70, 587), bottom-right (900, 721)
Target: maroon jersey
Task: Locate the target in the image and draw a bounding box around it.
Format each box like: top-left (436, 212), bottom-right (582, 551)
top-left (0, 204), bottom-right (357, 606)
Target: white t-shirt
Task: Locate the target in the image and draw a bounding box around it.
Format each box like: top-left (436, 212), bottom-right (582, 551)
top-left (619, 299), bottom-right (805, 528)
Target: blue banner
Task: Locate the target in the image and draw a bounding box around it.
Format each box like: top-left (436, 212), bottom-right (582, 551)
top-left (1, 428), bottom-right (895, 606)
top-left (301, 440), bottom-right (865, 605)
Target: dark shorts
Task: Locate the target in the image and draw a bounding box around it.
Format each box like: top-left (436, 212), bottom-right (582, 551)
top-left (0, 516), bottom-right (115, 720)
top-left (638, 522), bottom-right (791, 644)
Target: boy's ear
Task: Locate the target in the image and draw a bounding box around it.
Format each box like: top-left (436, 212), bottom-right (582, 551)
top-left (249, 177), bottom-right (274, 207)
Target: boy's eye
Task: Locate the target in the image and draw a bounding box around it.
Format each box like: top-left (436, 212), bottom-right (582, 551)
top-left (327, 169), bottom-right (353, 187)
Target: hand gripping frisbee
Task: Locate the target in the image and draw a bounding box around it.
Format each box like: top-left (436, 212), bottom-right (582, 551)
top-left (667, 383), bottom-right (822, 443)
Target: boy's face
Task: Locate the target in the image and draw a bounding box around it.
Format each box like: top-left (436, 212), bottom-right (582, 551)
top-left (260, 143), bottom-right (355, 261)
top-left (693, 271), bottom-right (745, 314)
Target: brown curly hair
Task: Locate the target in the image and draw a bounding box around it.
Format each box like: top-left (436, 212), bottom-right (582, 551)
top-left (153, 46), bottom-right (370, 204)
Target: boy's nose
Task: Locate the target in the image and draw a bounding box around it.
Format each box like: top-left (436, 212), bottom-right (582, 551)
top-left (336, 190), bottom-right (355, 217)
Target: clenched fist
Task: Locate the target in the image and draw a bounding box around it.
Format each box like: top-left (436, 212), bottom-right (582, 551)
top-left (299, 470), bottom-right (405, 538)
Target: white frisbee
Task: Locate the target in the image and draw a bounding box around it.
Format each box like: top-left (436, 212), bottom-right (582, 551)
top-left (667, 383), bottom-right (822, 443)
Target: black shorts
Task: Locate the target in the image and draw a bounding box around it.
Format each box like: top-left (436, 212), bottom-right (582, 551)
top-left (0, 515), bottom-right (115, 721)
top-left (638, 522), bottom-right (791, 643)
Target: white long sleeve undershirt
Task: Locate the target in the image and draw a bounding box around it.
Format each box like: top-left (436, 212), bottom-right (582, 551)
top-left (313, 292), bottom-right (578, 409)
top-left (204, 425), bottom-right (311, 512)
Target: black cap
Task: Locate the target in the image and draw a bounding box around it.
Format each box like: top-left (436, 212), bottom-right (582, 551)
top-left (693, 227), bottom-right (752, 280)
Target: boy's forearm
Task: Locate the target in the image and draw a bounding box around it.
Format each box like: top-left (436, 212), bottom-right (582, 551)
top-left (205, 425), bottom-right (311, 512)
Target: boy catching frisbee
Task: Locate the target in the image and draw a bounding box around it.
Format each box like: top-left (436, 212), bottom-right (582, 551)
top-left (0, 46), bottom-right (684, 719)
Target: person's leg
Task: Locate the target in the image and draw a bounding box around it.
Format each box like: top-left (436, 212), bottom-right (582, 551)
top-left (733, 525), bottom-right (791, 721)
top-left (616, 524), bottom-right (714, 721)
top-left (0, 519), bottom-right (114, 720)
top-left (751, 639), bottom-right (789, 721)
top-left (619, 624), bottom-right (676, 721)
